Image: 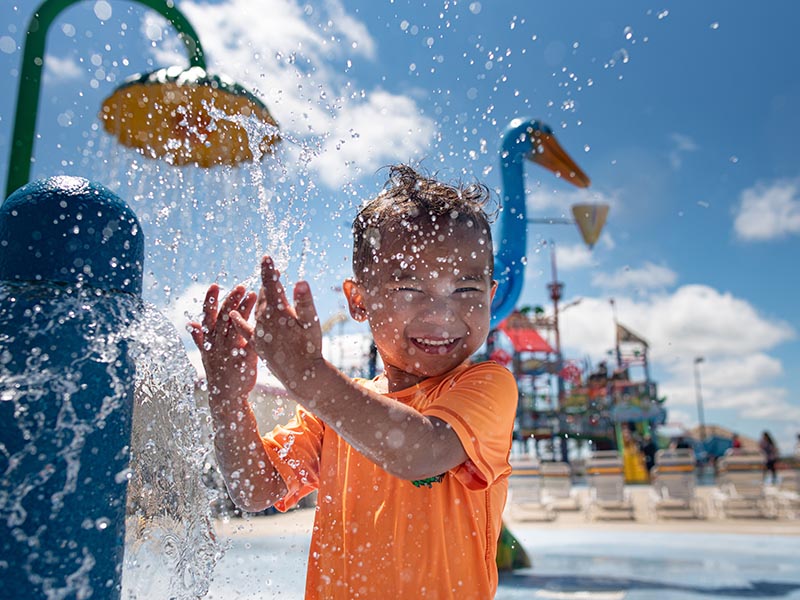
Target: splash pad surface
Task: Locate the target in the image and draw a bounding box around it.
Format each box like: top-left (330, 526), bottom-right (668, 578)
top-left (201, 505), bottom-right (800, 600)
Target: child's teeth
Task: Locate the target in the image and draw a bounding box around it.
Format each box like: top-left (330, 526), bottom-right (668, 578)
top-left (417, 338), bottom-right (454, 346)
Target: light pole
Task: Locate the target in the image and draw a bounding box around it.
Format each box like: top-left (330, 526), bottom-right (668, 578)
top-left (694, 356), bottom-right (707, 444)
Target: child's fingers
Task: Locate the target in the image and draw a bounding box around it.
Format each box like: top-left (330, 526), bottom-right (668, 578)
top-left (214, 285), bottom-right (248, 336)
top-left (201, 284), bottom-right (221, 333)
top-left (260, 256), bottom-right (290, 313)
top-left (237, 291), bottom-right (258, 321)
top-left (229, 310), bottom-right (255, 341)
top-left (293, 281), bottom-right (319, 330)
top-left (188, 322), bottom-right (204, 349)
top-left (219, 285), bottom-right (246, 315)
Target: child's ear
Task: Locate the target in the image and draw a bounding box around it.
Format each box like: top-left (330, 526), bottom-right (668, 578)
top-left (490, 279), bottom-right (498, 302)
top-left (342, 279), bottom-right (368, 322)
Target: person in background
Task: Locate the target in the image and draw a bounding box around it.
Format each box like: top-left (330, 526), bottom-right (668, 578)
top-left (640, 433), bottom-right (658, 476)
top-left (759, 431), bottom-right (779, 484)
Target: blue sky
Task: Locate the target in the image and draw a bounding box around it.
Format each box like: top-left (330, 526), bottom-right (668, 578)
top-left (2, 1), bottom-right (799, 451)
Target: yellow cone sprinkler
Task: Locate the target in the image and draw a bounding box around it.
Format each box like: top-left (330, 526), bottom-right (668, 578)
top-left (5, 0), bottom-right (280, 197)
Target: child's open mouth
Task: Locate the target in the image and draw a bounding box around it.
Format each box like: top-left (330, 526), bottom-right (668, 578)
top-left (410, 337), bottom-right (460, 354)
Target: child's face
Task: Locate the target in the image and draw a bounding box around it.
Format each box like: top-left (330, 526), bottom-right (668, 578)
top-left (346, 218), bottom-right (496, 385)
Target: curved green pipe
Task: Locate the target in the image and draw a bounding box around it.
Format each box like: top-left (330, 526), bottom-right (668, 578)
top-left (5, 0), bottom-right (207, 198)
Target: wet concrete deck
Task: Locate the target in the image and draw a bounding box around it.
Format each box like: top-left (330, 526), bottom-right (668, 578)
top-left (206, 485), bottom-right (800, 599)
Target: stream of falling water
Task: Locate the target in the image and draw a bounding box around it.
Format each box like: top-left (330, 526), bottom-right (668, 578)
top-left (85, 105), bottom-right (324, 306)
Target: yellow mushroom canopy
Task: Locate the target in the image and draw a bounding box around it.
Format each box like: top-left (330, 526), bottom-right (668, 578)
top-left (100, 66), bottom-right (280, 168)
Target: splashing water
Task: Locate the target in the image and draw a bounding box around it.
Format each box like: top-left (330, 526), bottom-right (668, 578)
top-left (205, 101), bottom-right (321, 278)
top-left (122, 302), bottom-right (223, 599)
top-left (0, 282), bottom-right (223, 599)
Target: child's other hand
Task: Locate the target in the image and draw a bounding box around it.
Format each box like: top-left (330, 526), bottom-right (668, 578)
top-left (231, 256), bottom-right (324, 395)
top-left (188, 284), bottom-right (258, 400)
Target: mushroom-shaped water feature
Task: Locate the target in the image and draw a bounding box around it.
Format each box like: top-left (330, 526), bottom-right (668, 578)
top-left (5, 0), bottom-right (280, 198)
top-left (99, 65), bottom-right (280, 168)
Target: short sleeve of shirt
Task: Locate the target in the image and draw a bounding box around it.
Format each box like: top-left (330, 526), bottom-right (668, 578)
top-left (423, 362), bottom-right (517, 490)
top-left (261, 406), bottom-right (325, 512)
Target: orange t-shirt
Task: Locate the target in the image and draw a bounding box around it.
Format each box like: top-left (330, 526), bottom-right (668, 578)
top-left (261, 361), bottom-right (517, 599)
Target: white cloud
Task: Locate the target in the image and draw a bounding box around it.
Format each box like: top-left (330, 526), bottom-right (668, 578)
top-left (733, 178), bottom-right (800, 241)
top-left (667, 132), bottom-right (698, 170)
top-left (145, 0), bottom-right (433, 189)
top-left (43, 54), bottom-right (83, 84)
top-left (620, 284), bottom-right (792, 359)
top-left (591, 261), bottom-right (677, 291)
top-left (311, 90), bottom-right (435, 188)
top-left (323, 332), bottom-right (375, 372)
top-left (322, 0), bottom-right (377, 60)
top-left (555, 243), bottom-right (594, 270)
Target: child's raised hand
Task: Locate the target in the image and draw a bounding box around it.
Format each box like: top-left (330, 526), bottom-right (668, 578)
top-left (188, 284), bottom-right (258, 400)
top-left (230, 256), bottom-right (324, 395)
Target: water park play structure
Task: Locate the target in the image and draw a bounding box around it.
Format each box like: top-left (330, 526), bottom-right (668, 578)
top-left (0, 0), bottom-right (624, 596)
top-left (489, 119), bottom-right (665, 478)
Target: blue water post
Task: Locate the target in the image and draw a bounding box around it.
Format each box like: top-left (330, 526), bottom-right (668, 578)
top-left (0, 177), bottom-right (144, 598)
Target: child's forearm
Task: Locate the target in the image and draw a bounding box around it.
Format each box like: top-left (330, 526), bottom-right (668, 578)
top-left (208, 390), bottom-right (287, 512)
top-left (289, 359), bottom-right (467, 480)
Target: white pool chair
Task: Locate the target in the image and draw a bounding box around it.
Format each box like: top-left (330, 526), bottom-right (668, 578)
top-left (508, 456), bottom-right (556, 521)
top-left (649, 448), bottom-right (705, 519)
top-left (768, 470), bottom-right (800, 519)
top-left (541, 461), bottom-right (580, 511)
top-left (585, 450), bottom-right (635, 520)
top-left (713, 450), bottom-right (777, 518)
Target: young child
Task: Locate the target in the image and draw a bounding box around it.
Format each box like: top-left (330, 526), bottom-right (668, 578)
top-left (190, 164), bottom-right (518, 599)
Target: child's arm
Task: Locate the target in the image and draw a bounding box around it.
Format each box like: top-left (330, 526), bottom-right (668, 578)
top-left (229, 256), bottom-right (469, 481)
top-left (189, 284), bottom-right (288, 511)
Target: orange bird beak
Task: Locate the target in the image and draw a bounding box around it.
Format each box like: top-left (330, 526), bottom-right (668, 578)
top-left (527, 129), bottom-right (591, 188)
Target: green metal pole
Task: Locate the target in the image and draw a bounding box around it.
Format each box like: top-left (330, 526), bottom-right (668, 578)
top-left (5, 0), bottom-right (207, 198)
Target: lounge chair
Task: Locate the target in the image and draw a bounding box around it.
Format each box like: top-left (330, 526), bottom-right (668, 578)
top-left (508, 456), bottom-right (556, 521)
top-left (541, 461), bottom-right (580, 511)
top-left (712, 449), bottom-right (777, 518)
top-left (768, 469), bottom-right (800, 519)
top-left (585, 450), bottom-right (635, 520)
top-left (649, 448), bottom-right (705, 519)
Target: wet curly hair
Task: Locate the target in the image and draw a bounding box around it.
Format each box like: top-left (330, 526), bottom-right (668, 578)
top-left (351, 164), bottom-right (497, 282)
